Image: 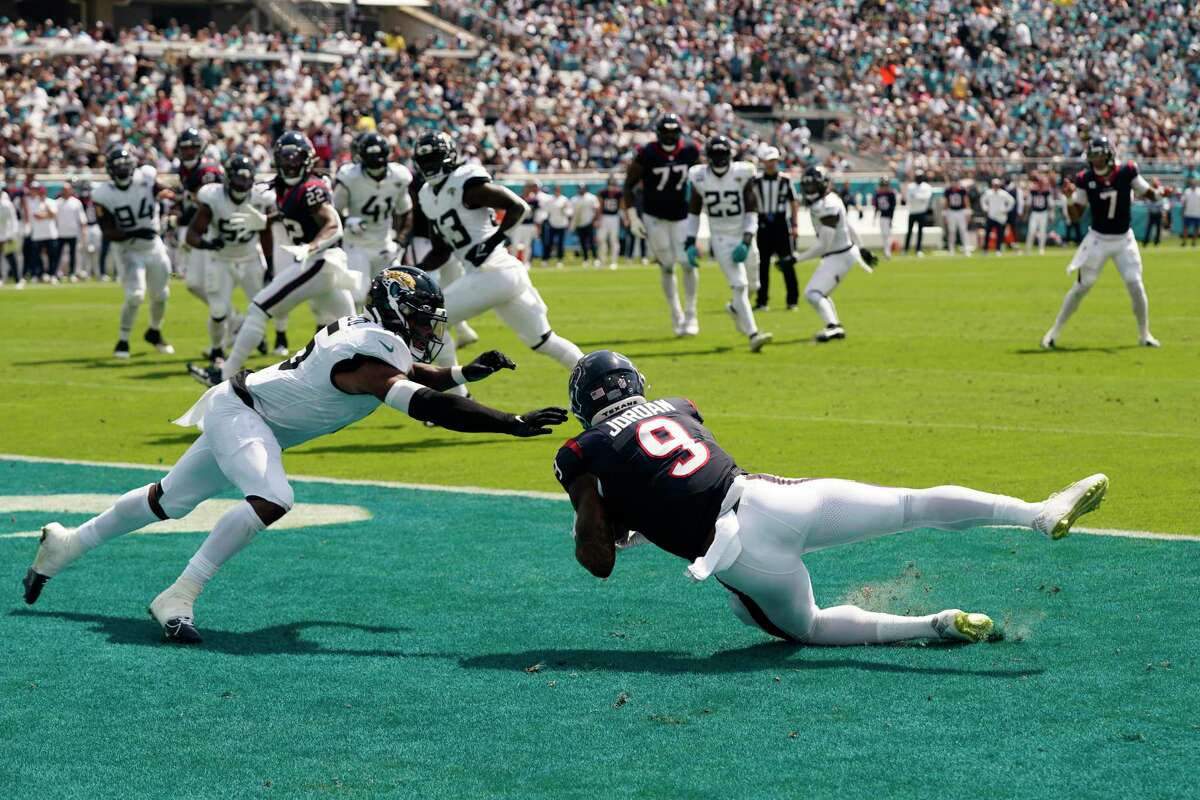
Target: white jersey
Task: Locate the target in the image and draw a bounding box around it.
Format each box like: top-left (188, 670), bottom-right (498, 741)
top-left (417, 164), bottom-right (498, 261)
top-left (333, 162), bottom-right (414, 245)
top-left (243, 316), bottom-right (413, 447)
top-left (197, 182), bottom-right (276, 260)
top-left (92, 165), bottom-right (161, 249)
top-left (688, 161), bottom-right (756, 235)
top-left (809, 192), bottom-right (853, 254)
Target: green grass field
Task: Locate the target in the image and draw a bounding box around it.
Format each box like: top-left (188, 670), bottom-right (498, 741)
top-left (1, 247), bottom-right (1198, 798)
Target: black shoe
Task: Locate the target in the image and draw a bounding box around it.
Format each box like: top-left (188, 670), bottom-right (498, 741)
top-left (815, 324), bottom-right (846, 343)
top-left (143, 328), bottom-right (175, 354)
top-left (273, 331), bottom-right (289, 356)
top-left (113, 340), bottom-right (131, 359)
top-left (23, 567), bottom-right (49, 605)
top-left (148, 608), bottom-right (203, 644)
top-left (186, 362), bottom-right (223, 388)
top-left (257, 338), bottom-right (268, 356)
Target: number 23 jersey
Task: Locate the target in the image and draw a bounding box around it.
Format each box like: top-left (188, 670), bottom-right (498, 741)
top-left (554, 397), bottom-right (743, 561)
top-left (416, 163), bottom-right (498, 262)
top-left (688, 162), bottom-right (755, 235)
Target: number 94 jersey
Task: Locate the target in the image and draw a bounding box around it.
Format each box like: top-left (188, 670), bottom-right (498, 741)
top-left (417, 163), bottom-right (498, 262)
top-left (92, 165), bottom-right (162, 248)
top-left (554, 397), bottom-right (743, 562)
top-left (688, 162), bottom-right (756, 235)
top-left (333, 162), bottom-right (414, 246)
top-left (196, 182), bottom-right (275, 259)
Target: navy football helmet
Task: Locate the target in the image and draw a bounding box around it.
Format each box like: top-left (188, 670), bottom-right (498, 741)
top-left (568, 350), bottom-right (647, 428)
top-left (364, 267), bottom-right (447, 364)
top-left (225, 154), bottom-right (256, 204)
top-left (413, 132), bottom-right (458, 186)
top-left (655, 114), bottom-right (683, 149)
top-left (1087, 135), bottom-right (1115, 173)
top-left (273, 131), bottom-right (315, 186)
top-left (177, 127), bottom-right (204, 169)
top-left (706, 136), bottom-right (733, 173)
top-left (105, 145), bottom-right (137, 189)
top-left (801, 165), bottom-right (829, 203)
top-left (357, 132), bottom-right (390, 179)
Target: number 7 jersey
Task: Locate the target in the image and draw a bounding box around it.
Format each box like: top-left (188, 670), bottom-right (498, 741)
top-left (554, 397), bottom-right (743, 561)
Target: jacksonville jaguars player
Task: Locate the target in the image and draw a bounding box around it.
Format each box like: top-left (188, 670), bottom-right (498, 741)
top-left (184, 154), bottom-right (277, 364)
top-left (1041, 134), bottom-right (1163, 349)
top-left (25, 268), bottom-right (568, 643)
top-left (93, 144), bottom-right (177, 359)
top-left (413, 132), bottom-right (582, 372)
top-left (555, 350), bottom-right (1109, 646)
top-left (174, 128), bottom-right (224, 307)
top-left (190, 131), bottom-right (358, 387)
top-left (794, 165), bottom-right (878, 342)
top-left (622, 114), bottom-right (702, 335)
top-left (333, 132), bottom-right (414, 305)
top-left (683, 137), bottom-right (772, 352)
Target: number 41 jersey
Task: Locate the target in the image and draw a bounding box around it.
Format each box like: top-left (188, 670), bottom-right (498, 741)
top-left (333, 162), bottom-right (414, 246)
top-left (554, 397), bottom-right (743, 561)
top-left (688, 162), bottom-right (755, 235)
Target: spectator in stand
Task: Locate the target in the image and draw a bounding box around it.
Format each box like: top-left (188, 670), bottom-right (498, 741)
top-left (26, 182), bottom-right (58, 281)
top-left (54, 182), bottom-right (87, 279)
top-left (1182, 178), bottom-right (1200, 247)
top-left (571, 184), bottom-right (599, 268)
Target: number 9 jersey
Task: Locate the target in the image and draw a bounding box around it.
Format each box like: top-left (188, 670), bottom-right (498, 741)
top-left (688, 161), bottom-right (756, 234)
top-left (416, 163), bottom-right (499, 262)
top-left (554, 397), bottom-right (743, 561)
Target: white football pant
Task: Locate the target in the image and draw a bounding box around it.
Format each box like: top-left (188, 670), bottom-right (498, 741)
top-left (1026, 211), bottom-right (1048, 253)
top-left (597, 216), bottom-right (621, 267)
top-left (117, 238), bottom-right (171, 340)
top-left (710, 231), bottom-right (761, 335)
top-left (1049, 229), bottom-right (1150, 340)
top-left (943, 210), bottom-right (971, 254)
top-left (644, 214), bottom-right (696, 329)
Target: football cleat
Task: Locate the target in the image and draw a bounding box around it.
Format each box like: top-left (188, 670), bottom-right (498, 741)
top-left (1032, 473), bottom-right (1109, 540)
top-left (113, 340), bottom-right (131, 359)
top-left (148, 580), bottom-right (203, 644)
top-left (749, 331), bottom-right (773, 353)
top-left (1140, 334), bottom-right (1161, 348)
top-left (143, 328), bottom-right (175, 355)
top-left (683, 314), bottom-right (700, 336)
top-left (454, 323), bottom-right (480, 347)
top-left (273, 331), bottom-right (290, 357)
top-left (815, 324), bottom-right (845, 343)
top-left (23, 523), bottom-right (84, 604)
top-left (934, 610), bottom-right (994, 643)
top-left (1040, 331), bottom-right (1057, 349)
top-left (186, 362), bottom-right (223, 388)
top-left (257, 338), bottom-right (268, 356)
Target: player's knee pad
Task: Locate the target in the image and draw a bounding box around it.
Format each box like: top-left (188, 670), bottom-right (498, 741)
top-left (152, 285), bottom-right (170, 303)
top-left (1074, 273), bottom-right (1098, 293)
top-left (658, 264), bottom-right (675, 276)
top-left (157, 481), bottom-right (204, 519)
top-left (245, 303), bottom-right (270, 325)
top-left (125, 287), bottom-right (146, 305)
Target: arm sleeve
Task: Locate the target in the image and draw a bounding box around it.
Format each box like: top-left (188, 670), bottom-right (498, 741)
top-left (553, 439), bottom-right (588, 491)
top-left (1132, 175), bottom-right (1152, 197)
top-left (406, 389), bottom-right (519, 433)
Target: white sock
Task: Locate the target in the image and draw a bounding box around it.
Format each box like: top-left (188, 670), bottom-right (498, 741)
top-left (274, 314), bottom-right (289, 334)
top-left (222, 305), bottom-right (268, 379)
top-left (1125, 280), bottom-right (1150, 338)
top-left (682, 267), bottom-right (699, 318)
top-left (806, 290), bottom-right (839, 326)
top-left (76, 484), bottom-right (159, 552)
top-left (806, 605), bottom-right (942, 646)
top-left (119, 297), bottom-right (140, 340)
top-left (1050, 282), bottom-right (1089, 337)
top-left (534, 332), bottom-right (584, 369)
top-left (659, 268), bottom-right (683, 325)
top-left (905, 485), bottom-right (1042, 530)
top-left (730, 286), bottom-right (756, 335)
top-left (180, 502), bottom-right (267, 588)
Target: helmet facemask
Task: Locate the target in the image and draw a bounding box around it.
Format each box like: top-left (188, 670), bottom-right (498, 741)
top-left (108, 154), bottom-right (136, 189)
top-left (227, 167), bottom-right (255, 205)
top-left (708, 143), bottom-right (732, 175)
top-left (275, 145), bottom-right (309, 186)
top-left (178, 141), bottom-right (202, 170)
top-left (360, 141), bottom-right (389, 180)
top-left (657, 120), bottom-right (682, 149)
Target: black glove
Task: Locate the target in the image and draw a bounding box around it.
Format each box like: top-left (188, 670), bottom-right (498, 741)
top-left (464, 231), bottom-right (507, 267)
top-left (462, 350), bottom-right (517, 382)
top-left (860, 247), bottom-right (878, 267)
top-left (510, 407), bottom-right (569, 437)
top-left (198, 238), bottom-right (225, 251)
top-left (128, 229), bottom-right (157, 241)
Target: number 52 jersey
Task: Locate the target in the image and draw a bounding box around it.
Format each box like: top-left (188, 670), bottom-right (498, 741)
top-left (554, 397), bottom-right (743, 561)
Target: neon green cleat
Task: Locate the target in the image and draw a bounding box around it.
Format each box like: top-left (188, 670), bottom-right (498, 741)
top-left (1033, 473), bottom-right (1109, 540)
top-left (934, 609), bottom-right (994, 643)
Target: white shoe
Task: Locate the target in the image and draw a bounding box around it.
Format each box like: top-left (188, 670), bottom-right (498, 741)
top-left (934, 609), bottom-right (993, 643)
top-left (148, 579), bottom-right (203, 644)
top-left (14, 279), bottom-right (25, 289)
top-left (455, 324), bottom-right (480, 347)
top-left (22, 523), bottom-right (85, 603)
top-left (683, 315), bottom-right (700, 336)
top-left (1140, 334), bottom-right (1161, 348)
top-left (1040, 330), bottom-right (1056, 349)
top-left (1032, 473), bottom-right (1109, 540)
top-left (608, 262), bottom-right (617, 271)
top-left (916, 251), bottom-right (925, 258)
top-left (815, 324), bottom-right (845, 343)
top-left (556, 261), bottom-right (564, 269)
top-left (749, 331), bottom-right (773, 353)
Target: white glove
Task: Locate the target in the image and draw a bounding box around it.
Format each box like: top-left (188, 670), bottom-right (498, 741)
top-left (344, 216), bottom-right (367, 236)
top-left (627, 212), bottom-right (647, 240)
top-left (228, 206), bottom-right (268, 233)
top-left (281, 243), bottom-right (310, 263)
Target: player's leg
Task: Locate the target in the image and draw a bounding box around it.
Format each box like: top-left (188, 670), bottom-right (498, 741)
top-left (879, 216), bottom-right (892, 259)
top-left (181, 237), bottom-right (207, 303)
top-left (674, 219), bottom-right (700, 334)
top-left (493, 278), bottom-right (583, 369)
top-left (713, 235), bottom-right (769, 349)
top-left (644, 215), bottom-right (685, 334)
top-left (344, 243), bottom-right (373, 307)
top-left (115, 249), bottom-right (146, 358)
top-left (203, 254), bottom-right (235, 360)
top-left (804, 254), bottom-right (850, 341)
top-left (1043, 232), bottom-right (1102, 347)
top-left (142, 239), bottom-right (174, 353)
top-left (438, 257), bottom-right (479, 345)
top-left (1113, 234), bottom-right (1156, 346)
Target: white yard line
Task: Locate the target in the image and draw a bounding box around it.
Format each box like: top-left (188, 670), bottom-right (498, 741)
top-left (1, 453), bottom-right (1195, 541)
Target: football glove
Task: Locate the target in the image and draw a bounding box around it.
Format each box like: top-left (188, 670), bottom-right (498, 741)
top-left (462, 350), bottom-right (517, 382)
top-left (127, 229), bottom-right (157, 241)
top-left (684, 237), bottom-right (700, 267)
top-left (344, 216), bottom-right (367, 236)
top-left (280, 243), bottom-right (310, 263)
top-left (465, 231), bottom-right (507, 267)
top-left (511, 407), bottom-right (569, 437)
top-left (731, 241), bottom-right (750, 264)
top-left (197, 238), bottom-right (225, 251)
top-left (627, 213), bottom-right (647, 240)
top-left (860, 247), bottom-right (878, 267)
top-left (228, 207), bottom-right (268, 233)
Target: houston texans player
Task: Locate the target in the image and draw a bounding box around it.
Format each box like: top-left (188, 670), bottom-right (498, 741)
top-left (554, 351), bottom-right (1109, 646)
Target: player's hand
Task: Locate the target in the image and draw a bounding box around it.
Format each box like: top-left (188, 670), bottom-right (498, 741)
top-left (731, 241), bottom-right (749, 264)
top-left (344, 216), bottom-right (367, 236)
top-left (628, 213), bottom-right (647, 239)
top-left (281, 243), bottom-right (310, 263)
top-left (465, 232), bottom-right (507, 267)
top-left (684, 237), bottom-right (699, 267)
top-left (229, 207), bottom-right (268, 233)
top-left (463, 350), bottom-right (517, 382)
top-left (860, 247), bottom-right (878, 267)
top-left (200, 238), bottom-right (225, 251)
top-left (510, 407), bottom-right (569, 437)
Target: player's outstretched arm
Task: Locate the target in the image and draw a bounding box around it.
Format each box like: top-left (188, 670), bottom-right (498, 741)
top-left (565, 473), bottom-right (619, 579)
top-left (409, 350), bottom-right (517, 391)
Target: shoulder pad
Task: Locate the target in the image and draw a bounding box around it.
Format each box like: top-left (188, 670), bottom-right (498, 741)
top-left (349, 324), bottom-right (413, 373)
top-left (733, 162), bottom-right (755, 181)
top-left (389, 163), bottom-right (413, 183)
top-left (688, 164), bottom-right (706, 183)
top-left (335, 163), bottom-right (358, 181)
top-left (455, 163), bottom-right (491, 183)
top-left (196, 183), bottom-right (222, 203)
top-left (136, 164), bottom-right (157, 183)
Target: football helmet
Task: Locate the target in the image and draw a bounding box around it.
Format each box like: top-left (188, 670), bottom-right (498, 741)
top-left (177, 127), bottom-right (204, 169)
top-left (801, 165), bottom-right (829, 203)
top-left (225, 154), bottom-right (256, 204)
top-left (105, 145), bottom-right (137, 189)
top-left (706, 136), bottom-right (733, 174)
top-left (568, 350), bottom-right (647, 428)
top-left (357, 132), bottom-right (390, 179)
top-left (655, 114), bottom-right (683, 149)
top-left (1087, 136), bottom-right (1115, 173)
top-left (413, 132), bottom-right (458, 186)
top-left (364, 267), bottom-right (448, 364)
top-left (273, 131), bottom-right (315, 186)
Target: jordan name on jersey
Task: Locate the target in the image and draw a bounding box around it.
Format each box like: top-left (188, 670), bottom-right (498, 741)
top-left (689, 162), bottom-right (755, 235)
top-left (92, 165), bottom-right (161, 246)
top-left (197, 182), bottom-right (275, 259)
top-left (809, 192), bottom-right (852, 254)
top-left (417, 164), bottom-right (498, 260)
top-left (334, 162), bottom-right (414, 244)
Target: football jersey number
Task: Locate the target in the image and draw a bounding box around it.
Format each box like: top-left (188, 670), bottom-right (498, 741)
top-left (1098, 189), bottom-right (1118, 219)
top-left (217, 218), bottom-right (256, 244)
top-left (362, 195), bottom-right (395, 225)
top-left (278, 319), bottom-right (341, 371)
top-left (651, 165), bottom-right (689, 192)
top-left (431, 209), bottom-right (470, 249)
top-left (113, 197), bottom-right (155, 229)
top-left (704, 190), bottom-right (742, 218)
top-left (636, 417), bottom-right (710, 478)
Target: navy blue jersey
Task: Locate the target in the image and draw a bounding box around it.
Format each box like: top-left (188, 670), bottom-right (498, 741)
top-left (1030, 189), bottom-right (1050, 212)
top-left (273, 177), bottom-right (332, 245)
top-left (634, 140), bottom-right (700, 221)
top-left (1076, 162), bottom-right (1139, 235)
top-left (409, 174), bottom-right (430, 238)
top-left (873, 189), bottom-right (896, 217)
top-left (944, 186), bottom-right (968, 211)
top-left (178, 161), bottom-right (223, 223)
top-left (599, 186), bottom-right (622, 215)
top-left (554, 397), bottom-right (742, 561)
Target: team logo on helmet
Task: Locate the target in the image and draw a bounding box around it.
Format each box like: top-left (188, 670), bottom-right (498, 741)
top-left (364, 267), bottom-right (447, 363)
top-left (568, 350), bottom-right (647, 428)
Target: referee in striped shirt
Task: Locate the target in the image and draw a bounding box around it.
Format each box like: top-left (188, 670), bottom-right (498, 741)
top-left (754, 147), bottom-right (800, 310)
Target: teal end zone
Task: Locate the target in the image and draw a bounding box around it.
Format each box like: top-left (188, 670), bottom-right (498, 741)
top-left (1, 458), bottom-right (1197, 799)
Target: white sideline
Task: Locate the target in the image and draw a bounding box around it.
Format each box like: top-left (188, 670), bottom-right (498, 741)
top-left (2, 453), bottom-right (1197, 542)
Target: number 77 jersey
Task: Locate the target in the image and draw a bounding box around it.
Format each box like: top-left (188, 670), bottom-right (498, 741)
top-left (553, 397), bottom-right (744, 561)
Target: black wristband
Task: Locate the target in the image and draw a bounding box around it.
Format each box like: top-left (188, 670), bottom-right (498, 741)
top-left (407, 388), bottom-right (518, 433)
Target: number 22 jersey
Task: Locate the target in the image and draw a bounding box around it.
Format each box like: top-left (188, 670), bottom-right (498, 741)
top-left (554, 397), bottom-right (743, 561)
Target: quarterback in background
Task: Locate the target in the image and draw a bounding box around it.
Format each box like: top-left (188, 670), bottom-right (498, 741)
top-left (25, 269), bottom-right (568, 643)
top-left (555, 351), bottom-right (1110, 646)
top-left (1042, 133), bottom-right (1163, 349)
top-left (683, 136), bottom-right (772, 352)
